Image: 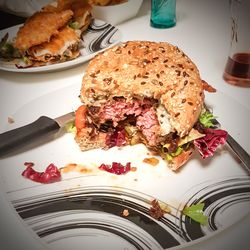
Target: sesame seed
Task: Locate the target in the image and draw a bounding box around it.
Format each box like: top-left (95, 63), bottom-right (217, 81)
top-left (151, 79), bottom-right (158, 85)
top-left (103, 77), bottom-right (112, 85)
top-left (115, 48), bottom-right (122, 54)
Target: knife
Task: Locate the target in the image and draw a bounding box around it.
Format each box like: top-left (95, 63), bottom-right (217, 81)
top-left (205, 105), bottom-right (250, 173)
top-left (0, 112), bottom-right (75, 157)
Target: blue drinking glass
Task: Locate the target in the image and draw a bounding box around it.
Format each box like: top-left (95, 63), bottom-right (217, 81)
top-left (150, 0), bottom-right (176, 28)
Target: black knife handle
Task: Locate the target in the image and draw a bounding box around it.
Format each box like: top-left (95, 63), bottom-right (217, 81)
top-left (0, 116), bottom-right (60, 156)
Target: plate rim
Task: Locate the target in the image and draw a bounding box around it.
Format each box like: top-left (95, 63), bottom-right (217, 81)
top-left (0, 84), bottom-right (250, 250)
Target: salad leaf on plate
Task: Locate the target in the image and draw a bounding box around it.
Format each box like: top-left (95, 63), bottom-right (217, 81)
top-left (194, 128), bottom-right (228, 159)
top-left (22, 163), bottom-right (61, 184)
top-left (183, 203), bottom-right (208, 225)
top-left (0, 33), bottom-right (21, 59)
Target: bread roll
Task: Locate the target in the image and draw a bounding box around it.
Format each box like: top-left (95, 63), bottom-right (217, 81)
top-left (80, 41), bottom-right (204, 137)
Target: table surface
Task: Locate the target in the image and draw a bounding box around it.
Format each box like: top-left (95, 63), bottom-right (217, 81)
top-left (0, 0), bottom-right (249, 249)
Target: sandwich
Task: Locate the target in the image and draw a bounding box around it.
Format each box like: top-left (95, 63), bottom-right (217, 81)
top-left (42, 0), bottom-right (93, 33)
top-left (12, 0), bottom-right (92, 67)
top-left (74, 41), bottom-right (227, 170)
top-left (89, 0), bottom-right (127, 5)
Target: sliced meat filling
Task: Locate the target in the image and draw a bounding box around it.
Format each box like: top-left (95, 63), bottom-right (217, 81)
top-left (99, 98), bottom-right (143, 126)
top-left (136, 107), bottom-right (160, 146)
top-left (86, 97), bottom-right (174, 148)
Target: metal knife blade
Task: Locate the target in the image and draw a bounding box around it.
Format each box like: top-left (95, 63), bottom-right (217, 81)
top-left (0, 111), bottom-right (75, 157)
top-left (54, 111), bottom-right (75, 127)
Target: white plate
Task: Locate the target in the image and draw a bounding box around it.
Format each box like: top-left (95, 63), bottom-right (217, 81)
top-left (0, 19), bottom-right (121, 73)
top-left (0, 83), bottom-right (249, 250)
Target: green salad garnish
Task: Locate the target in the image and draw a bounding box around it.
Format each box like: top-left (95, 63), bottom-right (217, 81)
top-left (22, 56), bottom-right (30, 64)
top-left (0, 33), bottom-right (21, 59)
top-left (199, 110), bottom-right (216, 128)
top-left (68, 21), bottom-right (80, 30)
top-left (183, 203), bottom-right (208, 225)
top-left (165, 146), bottom-right (183, 161)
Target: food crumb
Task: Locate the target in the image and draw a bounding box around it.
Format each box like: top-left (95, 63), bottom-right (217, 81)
top-left (149, 199), bottom-right (165, 219)
top-left (143, 157), bottom-right (159, 166)
top-left (131, 166), bottom-right (137, 172)
top-left (60, 163), bottom-right (93, 174)
top-left (122, 209), bottom-right (129, 217)
top-left (8, 116), bottom-right (15, 124)
top-left (24, 162), bottom-right (34, 167)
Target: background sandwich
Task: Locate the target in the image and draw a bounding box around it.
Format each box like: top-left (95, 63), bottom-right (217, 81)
top-left (13, 0), bottom-right (92, 67)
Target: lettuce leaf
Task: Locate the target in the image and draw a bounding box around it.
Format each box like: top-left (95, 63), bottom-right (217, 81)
top-left (68, 21), bottom-right (80, 29)
top-left (199, 110), bottom-right (216, 128)
top-left (165, 146), bottom-right (183, 161)
top-left (194, 128), bottom-right (228, 158)
top-left (183, 203), bottom-right (208, 225)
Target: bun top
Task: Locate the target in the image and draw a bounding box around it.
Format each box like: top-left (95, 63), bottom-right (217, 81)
top-left (80, 41), bottom-right (204, 136)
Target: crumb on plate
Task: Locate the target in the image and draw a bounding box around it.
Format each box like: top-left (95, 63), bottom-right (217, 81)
top-left (149, 199), bottom-right (170, 219)
top-left (8, 116), bottom-right (15, 124)
top-left (122, 209), bottom-right (129, 217)
top-left (143, 157), bottom-right (159, 166)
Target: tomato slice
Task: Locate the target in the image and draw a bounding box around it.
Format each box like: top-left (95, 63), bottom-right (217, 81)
top-left (75, 105), bottom-right (87, 132)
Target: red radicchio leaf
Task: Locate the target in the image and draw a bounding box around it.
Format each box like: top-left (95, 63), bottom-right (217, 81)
top-left (22, 163), bottom-right (61, 184)
top-left (194, 128), bottom-right (228, 159)
top-left (105, 127), bottom-right (127, 148)
top-left (99, 162), bottom-right (131, 175)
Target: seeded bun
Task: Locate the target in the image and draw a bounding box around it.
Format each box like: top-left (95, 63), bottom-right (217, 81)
top-left (75, 127), bottom-right (106, 151)
top-left (80, 41), bottom-right (204, 137)
top-left (170, 147), bottom-right (194, 171)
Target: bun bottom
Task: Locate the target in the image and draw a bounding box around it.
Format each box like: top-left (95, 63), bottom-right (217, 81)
top-left (169, 147), bottom-right (194, 171)
top-left (75, 129), bottom-right (194, 171)
top-left (75, 128), bottom-right (106, 151)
